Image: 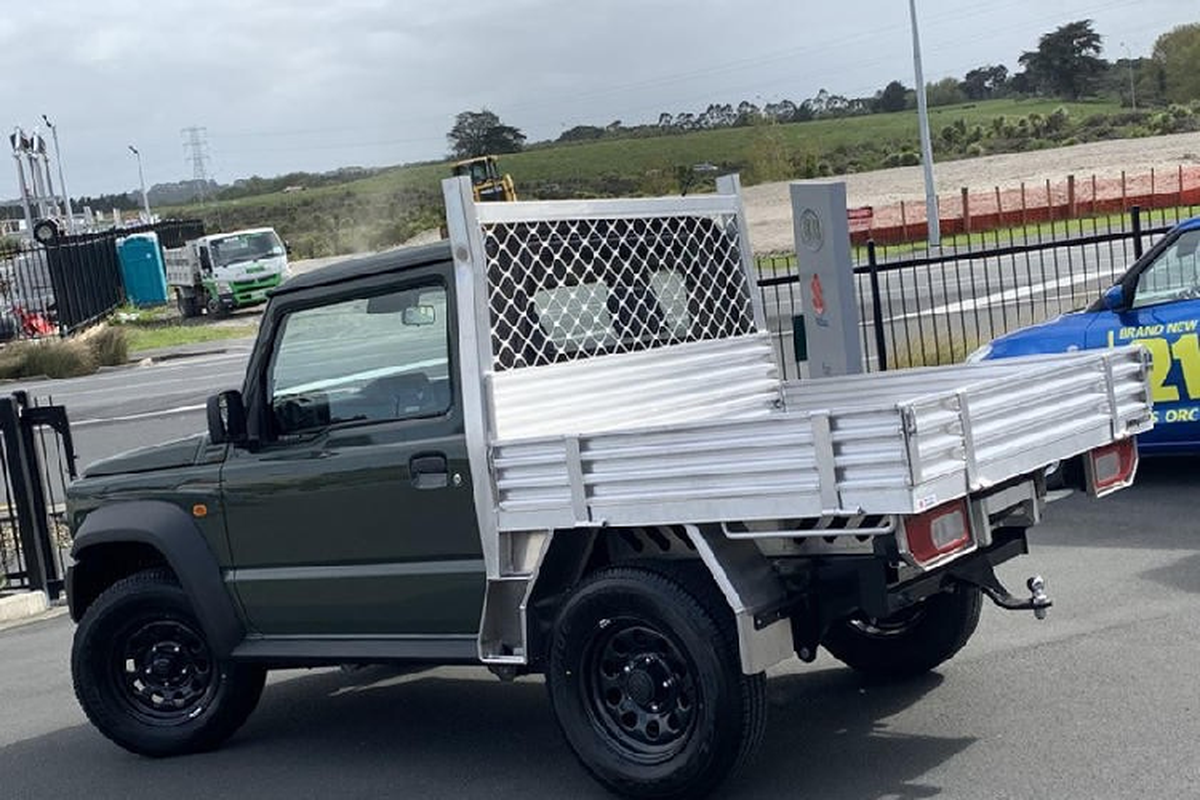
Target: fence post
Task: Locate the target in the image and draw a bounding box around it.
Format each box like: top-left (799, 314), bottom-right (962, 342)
top-left (0, 395), bottom-right (58, 598)
top-left (961, 187), bottom-right (971, 235)
top-left (867, 240), bottom-right (888, 372)
top-left (1132, 206), bottom-right (1142, 260)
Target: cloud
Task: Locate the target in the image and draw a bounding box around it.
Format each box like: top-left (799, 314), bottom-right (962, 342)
top-left (1, 0), bottom-right (1196, 196)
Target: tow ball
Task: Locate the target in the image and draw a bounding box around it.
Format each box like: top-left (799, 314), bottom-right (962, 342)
top-left (954, 566), bottom-right (1053, 620)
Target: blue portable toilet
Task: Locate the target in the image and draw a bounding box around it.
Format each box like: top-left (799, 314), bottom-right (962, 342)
top-left (116, 233), bottom-right (169, 306)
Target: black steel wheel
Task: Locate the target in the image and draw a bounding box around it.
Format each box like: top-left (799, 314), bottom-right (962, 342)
top-left (110, 617), bottom-right (218, 726)
top-left (72, 569), bottom-right (265, 757)
top-left (822, 586), bottom-right (983, 680)
top-left (582, 621), bottom-right (698, 763)
top-left (547, 565), bottom-right (766, 800)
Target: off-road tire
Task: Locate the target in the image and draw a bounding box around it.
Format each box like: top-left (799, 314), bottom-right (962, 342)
top-left (72, 568), bottom-right (265, 757)
top-left (547, 565), bottom-right (766, 800)
top-left (822, 585), bottom-right (983, 680)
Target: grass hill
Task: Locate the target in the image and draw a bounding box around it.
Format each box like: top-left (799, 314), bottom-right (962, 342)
top-left (159, 97), bottom-right (1200, 259)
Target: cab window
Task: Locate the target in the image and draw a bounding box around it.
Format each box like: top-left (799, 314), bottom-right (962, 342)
top-left (267, 285), bottom-right (450, 436)
top-left (1132, 229), bottom-right (1200, 309)
top-left (529, 269), bottom-right (692, 358)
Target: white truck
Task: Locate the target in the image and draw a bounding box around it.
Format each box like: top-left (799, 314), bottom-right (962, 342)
top-left (65, 176), bottom-right (1153, 800)
top-left (163, 226), bottom-right (289, 317)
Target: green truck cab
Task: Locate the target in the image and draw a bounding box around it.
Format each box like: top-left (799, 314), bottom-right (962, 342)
top-left (65, 177), bottom-right (1151, 800)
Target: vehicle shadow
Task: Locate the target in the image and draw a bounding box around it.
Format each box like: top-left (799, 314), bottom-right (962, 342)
top-left (1036, 455), bottom-right (1200, 551)
top-left (0, 663), bottom-right (973, 800)
top-left (1139, 552), bottom-right (1200, 595)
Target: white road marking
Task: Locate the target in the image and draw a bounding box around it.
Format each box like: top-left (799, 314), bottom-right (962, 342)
top-left (72, 404), bottom-right (207, 427)
top-left (889, 269), bottom-right (1107, 322)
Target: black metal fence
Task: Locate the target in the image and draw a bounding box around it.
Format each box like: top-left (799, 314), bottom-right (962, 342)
top-left (0, 392), bottom-right (75, 600)
top-left (757, 203), bottom-right (1200, 378)
top-left (0, 219), bottom-right (204, 338)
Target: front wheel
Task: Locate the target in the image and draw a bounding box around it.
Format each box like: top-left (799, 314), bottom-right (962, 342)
top-left (71, 569), bottom-right (265, 757)
top-left (547, 565), bottom-right (766, 800)
top-left (205, 291), bottom-right (230, 319)
top-left (822, 586), bottom-right (983, 680)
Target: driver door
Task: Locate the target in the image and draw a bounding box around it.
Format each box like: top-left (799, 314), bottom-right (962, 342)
top-left (220, 265), bottom-right (485, 638)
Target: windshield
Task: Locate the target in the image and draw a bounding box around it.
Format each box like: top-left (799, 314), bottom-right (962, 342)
top-left (209, 231), bottom-right (284, 268)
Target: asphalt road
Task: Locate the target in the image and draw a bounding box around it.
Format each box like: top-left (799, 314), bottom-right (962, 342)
top-left (11, 252), bottom-right (359, 472)
top-left (2, 457), bottom-right (1198, 799)
top-left (16, 343), bottom-right (254, 472)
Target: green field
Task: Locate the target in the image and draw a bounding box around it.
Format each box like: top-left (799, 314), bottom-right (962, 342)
top-left (165, 98), bottom-right (1131, 258)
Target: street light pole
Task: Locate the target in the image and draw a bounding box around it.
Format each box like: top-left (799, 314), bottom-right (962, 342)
top-left (128, 145), bottom-right (151, 222)
top-left (909, 0), bottom-right (940, 247)
top-left (41, 115), bottom-right (75, 234)
top-left (1121, 42), bottom-right (1136, 111)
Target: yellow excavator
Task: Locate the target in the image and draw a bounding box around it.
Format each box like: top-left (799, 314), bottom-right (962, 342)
top-left (451, 155), bottom-right (518, 202)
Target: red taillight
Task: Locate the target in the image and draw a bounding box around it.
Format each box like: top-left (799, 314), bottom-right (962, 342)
top-left (1086, 439), bottom-right (1138, 497)
top-left (901, 500), bottom-right (972, 568)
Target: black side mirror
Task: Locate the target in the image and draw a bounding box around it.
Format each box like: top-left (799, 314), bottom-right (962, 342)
top-left (207, 389), bottom-right (247, 445)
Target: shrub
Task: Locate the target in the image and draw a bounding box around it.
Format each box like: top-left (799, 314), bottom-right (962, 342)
top-left (87, 326), bottom-right (129, 367)
top-left (0, 339), bottom-right (97, 380)
top-left (965, 143), bottom-right (986, 157)
top-left (899, 151), bottom-right (921, 167)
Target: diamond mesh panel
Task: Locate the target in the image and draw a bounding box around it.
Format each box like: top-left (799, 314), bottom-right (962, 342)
top-left (482, 215), bottom-right (756, 371)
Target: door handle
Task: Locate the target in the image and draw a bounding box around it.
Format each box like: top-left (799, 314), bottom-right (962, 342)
top-left (410, 453), bottom-right (448, 490)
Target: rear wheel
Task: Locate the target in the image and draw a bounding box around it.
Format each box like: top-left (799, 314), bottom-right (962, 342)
top-left (822, 586), bottom-right (983, 680)
top-left (72, 569), bottom-right (265, 757)
top-left (547, 565), bottom-right (766, 800)
top-left (176, 289), bottom-right (200, 319)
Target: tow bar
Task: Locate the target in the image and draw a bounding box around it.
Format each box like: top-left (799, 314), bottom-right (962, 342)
top-left (953, 564), bottom-right (1053, 620)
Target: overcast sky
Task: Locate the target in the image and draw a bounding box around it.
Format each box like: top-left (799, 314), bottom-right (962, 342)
top-left (1, 0), bottom-right (1194, 198)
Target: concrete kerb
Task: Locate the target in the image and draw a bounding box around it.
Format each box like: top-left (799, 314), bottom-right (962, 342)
top-left (0, 590), bottom-right (49, 625)
top-left (125, 336), bottom-right (257, 366)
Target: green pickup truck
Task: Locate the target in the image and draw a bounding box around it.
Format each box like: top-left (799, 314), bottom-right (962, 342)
top-left (64, 176), bottom-right (1151, 799)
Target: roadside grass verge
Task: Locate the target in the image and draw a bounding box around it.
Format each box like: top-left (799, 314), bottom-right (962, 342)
top-left (886, 332), bottom-right (984, 369)
top-left (123, 323), bottom-right (258, 354)
top-left (0, 327), bottom-right (131, 380)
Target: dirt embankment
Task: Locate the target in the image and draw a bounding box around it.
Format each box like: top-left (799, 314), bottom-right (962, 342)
top-left (742, 131), bottom-right (1200, 253)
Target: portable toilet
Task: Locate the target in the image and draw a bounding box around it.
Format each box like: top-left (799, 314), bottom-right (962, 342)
top-left (116, 233), bottom-right (169, 306)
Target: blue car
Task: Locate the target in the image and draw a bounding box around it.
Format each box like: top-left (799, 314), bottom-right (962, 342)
top-left (972, 216), bottom-right (1200, 454)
